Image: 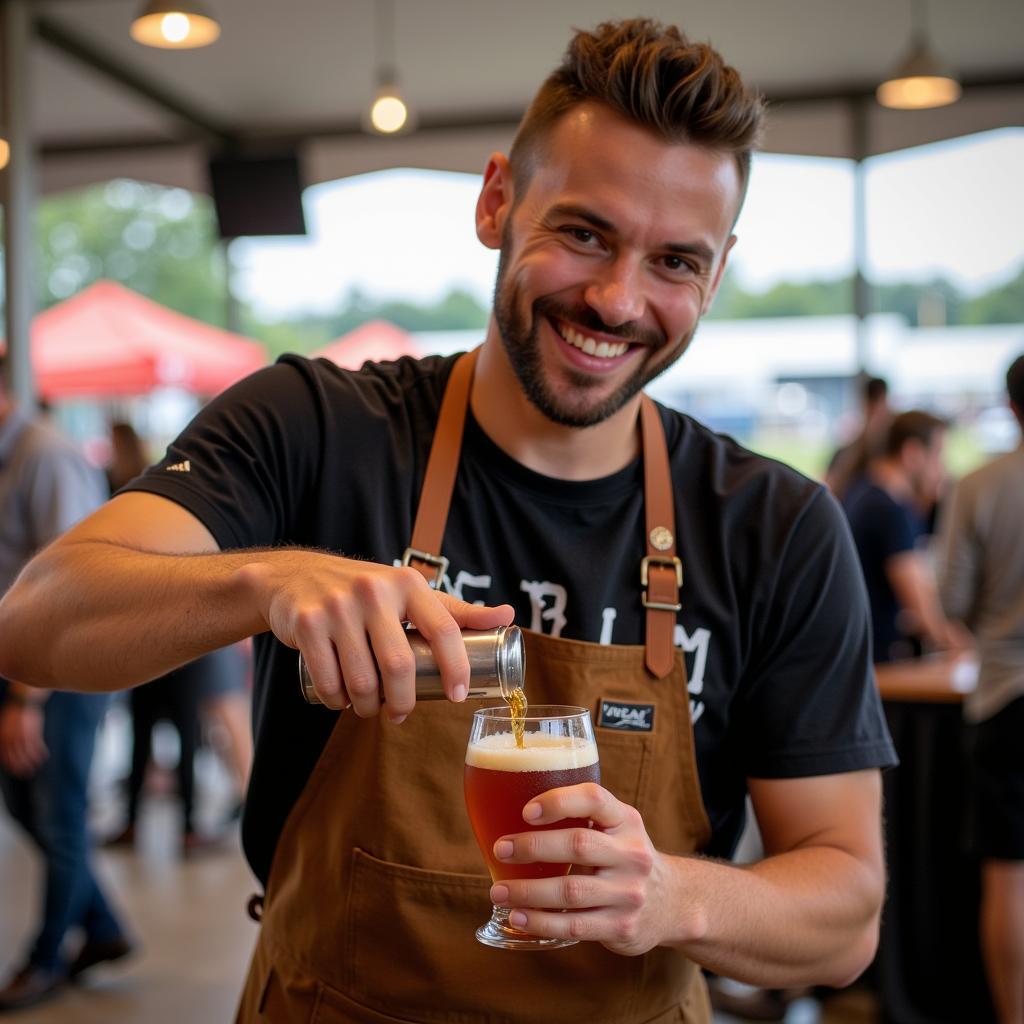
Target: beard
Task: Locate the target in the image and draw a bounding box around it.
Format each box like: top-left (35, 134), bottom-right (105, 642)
top-left (491, 247), bottom-right (694, 428)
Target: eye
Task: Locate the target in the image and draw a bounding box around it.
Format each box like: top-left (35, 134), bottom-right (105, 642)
top-left (561, 226), bottom-right (599, 246)
top-left (660, 254), bottom-right (696, 274)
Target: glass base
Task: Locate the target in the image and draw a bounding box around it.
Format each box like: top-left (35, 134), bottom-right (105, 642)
top-left (474, 905), bottom-right (578, 951)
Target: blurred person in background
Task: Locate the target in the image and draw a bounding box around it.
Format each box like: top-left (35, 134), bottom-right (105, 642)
top-left (0, 372), bottom-right (132, 1013)
top-left (937, 354), bottom-right (1024, 1024)
top-left (105, 648), bottom-right (245, 855)
top-left (826, 375), bottom-right (891, 502)
top-left (842, 410), bottom-right (971, 664)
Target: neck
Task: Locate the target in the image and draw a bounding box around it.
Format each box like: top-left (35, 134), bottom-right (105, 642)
top-left (469, 331), bottom-right (641, 480)
top-left (870, 458), bottom-right (912, 501)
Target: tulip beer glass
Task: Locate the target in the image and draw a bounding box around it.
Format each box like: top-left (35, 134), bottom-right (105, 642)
top-left (464, 705), bottom-right (600, 950)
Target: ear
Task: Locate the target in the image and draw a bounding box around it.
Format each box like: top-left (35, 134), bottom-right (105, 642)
top-left (702, 234), bottom-right (737, 316)
top-left (475, 153), bottom-right (514, 250)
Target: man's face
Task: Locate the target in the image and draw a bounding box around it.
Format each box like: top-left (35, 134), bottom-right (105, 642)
top-left (906, 431), bottom-right (947, 504)
top-left (485, 102), bottom-right (742, 427)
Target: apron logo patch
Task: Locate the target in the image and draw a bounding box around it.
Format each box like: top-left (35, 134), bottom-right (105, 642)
top-left (598, 700), bottom-right (655, 732)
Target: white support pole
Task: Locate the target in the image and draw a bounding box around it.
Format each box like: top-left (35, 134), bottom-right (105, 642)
top-left (851, 99), bottom-right (871, 376)
top-left (2, 0), bottom-right (38, 408)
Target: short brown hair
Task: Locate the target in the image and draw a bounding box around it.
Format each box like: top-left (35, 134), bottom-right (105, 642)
top-left (885, 410), bottom-right (948, 457)
top-left (510, 19), bottom-right (766, 202)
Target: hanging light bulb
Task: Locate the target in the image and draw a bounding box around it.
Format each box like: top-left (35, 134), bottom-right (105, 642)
top-left (370, 79), bottom-right (409, 134)
top-left (366, 0), bottom-right (413, 135)
top-left (0, 138), bottom-right (9, 171)
top-left (130, 0), bottom-right (221, 49)
top-left (877, 0), bottom-right (960, 110)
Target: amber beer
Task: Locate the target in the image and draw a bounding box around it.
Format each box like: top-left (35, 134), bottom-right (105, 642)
top-left (464, 732), bottom-right (600, 882)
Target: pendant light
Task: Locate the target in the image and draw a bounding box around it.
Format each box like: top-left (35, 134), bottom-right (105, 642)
top-left (877, 0), bottom-right (960, 110)
top-left (131, 1), bottom-right (221, 49)
top-left (367, 0), bottom-right (411, 134)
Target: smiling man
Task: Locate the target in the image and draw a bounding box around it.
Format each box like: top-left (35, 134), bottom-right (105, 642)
top-left (0, 19), bottom-right (896, 1024)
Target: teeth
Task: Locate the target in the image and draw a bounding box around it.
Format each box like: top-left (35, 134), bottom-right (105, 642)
top-left (558, 324), bottom-right (628, 359)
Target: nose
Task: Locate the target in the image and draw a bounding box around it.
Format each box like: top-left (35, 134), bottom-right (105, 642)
top-left (583, 258), bottom-right (645, 327)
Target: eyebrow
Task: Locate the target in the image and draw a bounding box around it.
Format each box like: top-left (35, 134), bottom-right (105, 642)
top-left (547, 203), bottom-right (716, 267)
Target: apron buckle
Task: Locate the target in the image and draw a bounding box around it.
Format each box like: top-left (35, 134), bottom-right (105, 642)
top-left (402, 547), bottom-right (450, 588)
top-left (641, 555), bottom-right (683, 612)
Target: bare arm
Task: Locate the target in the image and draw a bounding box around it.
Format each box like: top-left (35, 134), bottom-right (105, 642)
top-left (886, 550), bottom-right (972, 652)
top-left (491, 770), bottom-right (885, 987)
top-left (0, 492), bottom-right (512, 718)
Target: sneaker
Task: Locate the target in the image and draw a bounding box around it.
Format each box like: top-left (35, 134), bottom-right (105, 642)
top-left (103, 824), bottom-right (136, 848)
top-left (0, 964), bottom-right (65, 1012)
top-left (68, 936), bottom-right (134, 980)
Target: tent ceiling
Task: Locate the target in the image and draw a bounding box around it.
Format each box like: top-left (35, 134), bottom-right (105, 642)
top-left (16, 0), bottom-right (1024, 197)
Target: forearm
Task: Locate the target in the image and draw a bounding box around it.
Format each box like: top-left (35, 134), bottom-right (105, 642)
top-left (662, 845), bottom-right (882, 987)
top-left (0, 540), bottom-right (267, 691)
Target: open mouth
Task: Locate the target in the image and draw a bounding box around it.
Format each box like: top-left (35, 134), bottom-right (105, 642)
top-left (552, 319), bottom-right (632, 360)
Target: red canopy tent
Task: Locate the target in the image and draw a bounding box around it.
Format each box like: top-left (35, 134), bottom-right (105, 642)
top-left (9, 280), bottom-right (268, 400)
top-left (313, 319), bottom-right (421, 370)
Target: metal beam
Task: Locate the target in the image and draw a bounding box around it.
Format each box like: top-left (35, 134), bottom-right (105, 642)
top-left (34, 66), bottom-right (1024, 162)
top-left (34, 14), bottom-right (238, 147)
top-left (3, 0), bottom-right (38, 408)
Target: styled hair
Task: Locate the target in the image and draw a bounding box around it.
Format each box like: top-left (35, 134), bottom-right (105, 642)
top-left (885, 410), bottom-right (948, 457)
top-left (1006, 353), bottom-right (1024, 410)
top-left (509, 19), bottom-right (766, 201)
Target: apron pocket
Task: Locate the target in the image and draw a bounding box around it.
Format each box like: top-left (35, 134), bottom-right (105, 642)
top-left (592, 728), bottom-right (652, 811)
top-left (343, 847), bottom-right (646, 1024)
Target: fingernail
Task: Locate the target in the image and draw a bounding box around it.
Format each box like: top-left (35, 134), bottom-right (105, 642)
top-left (509, 911), bottom-right (528, 928)
top-left (452, 684), bottom-right (468, 702)
top-left (523, 802), bottom-right (542, 821)
top-left (388, 712), bottom-right (408, 725)
top-left (494, 840), bottom-right (513, 860)
top-left (490, 884), bottom-right (509, 903)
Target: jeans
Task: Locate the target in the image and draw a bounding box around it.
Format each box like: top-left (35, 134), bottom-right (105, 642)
top-left (0, 690), bottom-right (126, 971)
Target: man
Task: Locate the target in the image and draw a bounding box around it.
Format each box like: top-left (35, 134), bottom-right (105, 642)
top-left (826, 374), bottom-right (891, 502)
top-left (937, 354), bottom-right (1024, 1024)
top-left (0, 20), bottom-right (896, 1023)
top-left (843, 409), bottom-right (968, 663)
top-left (0, 367), bottom-right (132, 1012)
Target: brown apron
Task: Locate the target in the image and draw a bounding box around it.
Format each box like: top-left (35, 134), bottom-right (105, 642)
top-left (236, 351), bottom-right (713, 1024)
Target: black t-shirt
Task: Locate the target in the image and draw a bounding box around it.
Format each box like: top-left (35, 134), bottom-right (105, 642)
top-left (842, 478), bottom-right (926, 663)
top-left (128, 353), bottom-right (896, 885)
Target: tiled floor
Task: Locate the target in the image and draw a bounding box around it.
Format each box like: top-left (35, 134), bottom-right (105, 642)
top-left (0, 704), bottom-right (879, 1023)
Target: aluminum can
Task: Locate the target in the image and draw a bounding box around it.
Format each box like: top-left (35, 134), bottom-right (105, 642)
top-left (299, 624), bottom-right (524, 706)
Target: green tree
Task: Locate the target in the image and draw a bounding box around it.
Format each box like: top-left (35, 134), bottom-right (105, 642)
top-left (960, 266), bottom-right (1024, 325)
top-left (34, 179), bottom-right (229, 324)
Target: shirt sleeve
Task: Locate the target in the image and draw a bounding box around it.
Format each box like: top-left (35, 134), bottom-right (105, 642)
top-left (737, 488), bottom-right (898, 778)
top-left (122, 359), bottom-right (322, 550)
top-left (875, 493), bottom-right (918, 562)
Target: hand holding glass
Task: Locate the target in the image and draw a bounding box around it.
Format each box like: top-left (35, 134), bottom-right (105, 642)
top-left (464, 705), bottom-right (600, 950)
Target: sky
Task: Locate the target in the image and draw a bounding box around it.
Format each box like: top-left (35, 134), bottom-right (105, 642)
top-left (231, 128), bottom-right (1024, 320)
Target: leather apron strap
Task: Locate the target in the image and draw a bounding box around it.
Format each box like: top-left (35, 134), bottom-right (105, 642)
top-left (409, 348), bottom-right (680, 678)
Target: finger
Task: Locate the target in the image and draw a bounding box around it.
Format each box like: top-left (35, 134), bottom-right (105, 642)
top-left (434, 593), bottom-right (515, 630)
top-left (523, 784), bottom-right (629, 830)
top-left (498, 907), bottom-right (618, 944)
top-left (489, 871), bottom-right (604, 912)
top-left (335, 623), bottom-right (384, 719)
top-left (403, 586), bottom-right (472, 702)
top-left (493, 827), bottom-right (619, 869)
top-left (300, 640), bottom-right (350, 710)
top-left (365, 616), bottom-right (417, 723)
